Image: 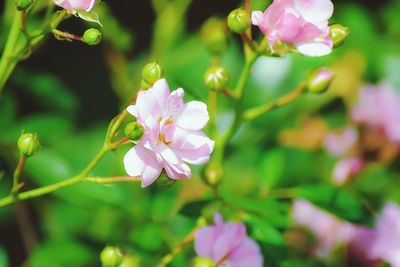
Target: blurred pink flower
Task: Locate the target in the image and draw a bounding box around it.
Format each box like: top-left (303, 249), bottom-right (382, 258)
top-left (53, 0), bottom-right (96, 12)
top-left (124, 79), bottom-right (214, 188)
top-left (369, 203), bottom-right (400, 267)
top-left (332, 157), bottom-right (364, 185)
top-left (194, 213), bottom-right (263, 267)
top-left (325, 127), bottom-right (358, 157)
top-left (292, 199), bottom-right (356, 257)
top-left (251, 0), bottom-right (334, 56)
top-left (351, 83), bottom-right (400, 143)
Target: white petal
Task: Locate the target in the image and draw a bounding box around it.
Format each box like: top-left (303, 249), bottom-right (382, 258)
top-left (251, 11), bottom-right (264, 26)
top-left (127, 105), bottom-right (138, 117)
top-left (175, 101), bottom-right (209, 130)
top-left (296, 40), bottom-right (332, 56)
top-left (294, 0), bottom-right (334, 25)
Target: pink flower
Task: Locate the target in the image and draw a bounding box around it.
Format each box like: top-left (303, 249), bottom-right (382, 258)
top-left (251, 0), bottom-right (334, 56)
top-left (53, 0), bottom-right (96, 12)
top-left (351, 83), bottom-right (400, 143)
top-left (194, 213), bottom-right (263, 267)
top-left (369, 203), bottom-right (400, 267)
top-left (123, 79), bottom-right (214, 188)
top-left (324, 127), bottom-right (358, 157)
top-left (292, 199), bottom-right (356, 257)
top-left (332, 157), bottom-right (364, 185)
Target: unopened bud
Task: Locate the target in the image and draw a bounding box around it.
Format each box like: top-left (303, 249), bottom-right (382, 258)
top-left (201, 162), bottom-right (224, 186)
top-left (306, 68), bottom-right (334, 94)
top-left (83, 28), bottom-right (102, 45)
top-left (15, 0), bottom-right (33, 11)
top-left (142, 61), bottom-right (164, 85)
top-left (155, 174), bottom-right (176, 188)
top-left (200, 17), bottom-right (228, 55)
top-left (100, 246), bottom-right (123, 267)
top-left (227, 8), bottom-right (250, 34)
top-left (119, 256), bottom-right (140, 267)
top-left (17, 133), bottom-right (40, 157)
top-left (204, 66), bottom-right (229, 90)
top-left (125, 122), bottom-right (144, 141)
top-left (194, 257), bottom-right (216, 267)
top-left (330, 24), bottom-right (350, 48)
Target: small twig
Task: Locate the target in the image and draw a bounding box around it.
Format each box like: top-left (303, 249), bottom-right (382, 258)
top-left (156, 228), bottom-right (198, 267)
top-left (12, 156), bottom-right (26, 195)
top-left (84, 176), bottom-right (142, 185)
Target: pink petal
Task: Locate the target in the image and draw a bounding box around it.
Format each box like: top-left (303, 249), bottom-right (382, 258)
top-left (157, 144), bottom-right (192, 179)
top-left (332, 157), bottom-right (363, 185)
top-left (293, 0), bottom-right (334, 25)
top-left (175, 101), bottom-right (209, 130)
top-left (212, 223), bottom-right (246, 263)
top-left (135, 79), bottom-right (170, 119)
top-left (228, 238), bottom-right (263, 267)
top-left (195, 227), bottom-right (217, 259)
top-left (123, 144), bottom-right (162, 188)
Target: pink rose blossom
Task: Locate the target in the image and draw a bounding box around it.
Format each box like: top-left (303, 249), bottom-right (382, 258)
top-left (292, 199), bottom-right (356, 257)
top-left (351, 83), bottom-right (400, 143)
top-left (251, 0), bottom-right (334, 56)
top-left (332, 157), bottom-right (364, 185)
top-left (53, 0), bottom-right (96, 12)
top-left (123, 79), bottom-right (214, 188)
top-left (194, 213), bottom-right (263, 267)
top-left (324, 127), bottom-right (358, 157)
top-left (369, 203), bottom-right (400, 267)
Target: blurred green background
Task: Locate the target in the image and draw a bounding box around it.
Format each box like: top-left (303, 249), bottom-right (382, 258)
top-left (1, 0), bottom-right (400, 266)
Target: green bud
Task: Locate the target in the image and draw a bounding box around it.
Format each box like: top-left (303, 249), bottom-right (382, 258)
top-left (141, 79), bottom-right (152, 90)
top-left (15, 0), bottom-right (33, 11)
top-left (82, 28), bottom-right (102, 46)
top-left (124, 122), bottom-right (144, 141)
top-left (306, 68), bottom-right (334, 94)
top-left (204, 66), bottom-right (229, 90)
top-left (330, 24), bottom-right (350, 48)
top-left (17, 133), bottom-right (40, 157)
top-left (155, 174), bottom-right (176, 188)
top-left (100, 246), bottom-right (123, 267)
top-left (201, 162), bottom-right (224, 186)
top-left (227, 8), bottom-right (251, 34)
top-left (141, 61), bottom-right (164, 85)
top-left (200, 17), bottom-right (228, 55)
top-left (194, 257), bottom-right (216, 267)
top-left (118, 256), bottom-right (140, 267)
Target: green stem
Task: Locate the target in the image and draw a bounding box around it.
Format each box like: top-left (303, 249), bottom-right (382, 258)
top-left (213, 52), bottom-right (257, 163)
top-left (208, 90), bottom-right (218, 138)
top-left (0, 146), bottom-right (109, 208)
top-left (243, 83), bottom-right (305, 121)
top-left (12, 156), bottom-right (26, 194)
top-left (0, 11), bottom-right (22, 95)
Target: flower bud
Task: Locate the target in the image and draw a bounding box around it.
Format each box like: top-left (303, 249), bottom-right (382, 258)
top-left (119, 256), bottom-right (140, 267)
top-left (200, 17), bottom-right (228, 55)
top-left (306, 68), bottom-right (334, 94)
top-left (141, 61), bottom-right (164, 85)
top-left (17, 133), bottom-right (40, 157)
top-left (194, 257), bottom-right (216, 267)
top-left (141, 79), bottom-right (152, 90)
top-left (227, 8), bottom-right (251, 34)
top-left (329, 24), bottom-right (350, 48)
top-left (15, 0), bottom-right (33, 11)
top-left (201, 162), bottom-right (224, 186)
top-left (100, 246), bottom-right (123, 267)
top-left (204, 67), bottom-right (229, 90)
top-left (124, 122), bottom-right (144, 142)
top-left (155, 174), bottom-right (176, 188)
top-left (82, 28), bottom-right (102, 46)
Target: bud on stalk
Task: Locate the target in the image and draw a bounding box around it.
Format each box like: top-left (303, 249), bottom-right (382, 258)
top-left (141, 61), bottom-right (164, 86)
top-left (204, 66), bottom-right (229, 91)
top-left (227, 8), bottom-right (251, 34)
top-left (17, 133), bottom-right (40, 157)
top-left (306, 68), bottom-right (334, 94)
top-left (100, 246), bottom-right (123, 267)
top-left (82, 28), bottom-right (102, 45)
top-left (330, 24), bottom-right (350, 48)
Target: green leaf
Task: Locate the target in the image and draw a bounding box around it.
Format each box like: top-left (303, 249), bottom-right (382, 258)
top-left (246, 216), bottom-right (285, 246)
top-left (179, 198), bottom-right (214, 218)
top-left (0, 248), bottom-right (9, 267)
top-left (76, 11), bottom-right (102, 26)
top-left (293, 184), bottom-right (372, 225)
top-left (29, 239), bottom-right (95, 267)
top-left (130, 223), bottom-right (163, 251)
top-left (259, 148), bottom-right (285, 188)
